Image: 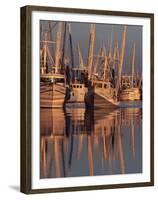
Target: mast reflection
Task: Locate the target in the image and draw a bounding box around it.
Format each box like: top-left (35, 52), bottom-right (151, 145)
top-left (40, 107), bottom-right (142, 178)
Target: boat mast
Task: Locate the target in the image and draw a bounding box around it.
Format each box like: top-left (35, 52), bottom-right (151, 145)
top-left (113, 42), bottom-right (119, 62)
top-left (131, 43), bottom-right (136, 88)
top-left (68, 24), bottom-right (75, 68)
top-left (103, 54), bottom-right (108, 83)
top-left (77, 43), bottom-right (84, 70)
top-left (40, 49), bottom-right (43, 74)
top-left (61, 22), bottom-right (67, 69)
top-left (48, 21), bottom-right (54, 63)
top-left (92, 47), bottom-right (102, 85)
top-left (116, 42), bottom-right (120, 61)
top-left (87, 24), bottom-right (96, 80)
top-left (68, 23), bottom-right (76, 82)
top-left (109, 25), bottom-right (113, 58)
top-left (40, 24), bottom-right (43, 74)
top-left (43, 33), bottom-right (47, 73)
top-left (55, 22), bottom-right (62, 73)
top-left (113, 44), bottom-right (117, 61)
top-left (116, 26), bottom-right (127, 93)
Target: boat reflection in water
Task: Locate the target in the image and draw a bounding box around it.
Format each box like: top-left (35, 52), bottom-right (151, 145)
top-left (40, 105), bottom-right (142, 179)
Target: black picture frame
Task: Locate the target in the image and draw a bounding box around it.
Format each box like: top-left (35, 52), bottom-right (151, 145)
top-left (20, 5), bottom-right (154, 194)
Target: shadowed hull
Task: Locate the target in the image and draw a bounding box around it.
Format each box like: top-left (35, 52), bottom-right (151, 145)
top-left (85, 88), bottom-right (120, 109)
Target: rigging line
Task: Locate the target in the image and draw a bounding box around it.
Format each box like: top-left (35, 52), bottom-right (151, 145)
top-left (41, 22), bottom-right (57, 33)
top-left (46, 46), bottom-right (55, 65)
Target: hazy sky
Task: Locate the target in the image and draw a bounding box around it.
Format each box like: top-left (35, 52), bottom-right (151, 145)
top-left (40, 20), bottom-right (142, 75)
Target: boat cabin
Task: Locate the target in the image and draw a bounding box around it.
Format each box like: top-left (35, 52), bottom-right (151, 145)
top-left (70, 83), bottom-right (85, 89)
top-left (93, 81), bottom-right (113, 89)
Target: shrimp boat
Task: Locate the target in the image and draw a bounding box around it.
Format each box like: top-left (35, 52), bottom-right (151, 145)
top-left (64, 83), bottom-right (87, 110)
top-left (85, 82), bottom-right (119, 109)
top-left (66, 83), bottom-right (87, 103)
top-left (40, 22), bottom-right (66, 108)
top-left (40, 80), bottom-right (66, 108)
top-left (64, 68), bottom-right (88, 109)
top-left (40, 22), bottom-right (88, 109)
top-left (64, 68), bottom-right (88, 106)
top-left (63, 24), bottom-right (88, 108)
top-left (120, 43), bottom-right (141, 101)
top-left (85, 25), bottom-right (128, 109)
top-left (120, 87), bottom-right (141, 101)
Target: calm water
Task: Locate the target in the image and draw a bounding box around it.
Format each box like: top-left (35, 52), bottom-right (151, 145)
top-left (40, 104), bottom-right (142, 179)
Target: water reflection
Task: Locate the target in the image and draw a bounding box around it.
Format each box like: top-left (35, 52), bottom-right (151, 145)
top-left (40, 107), bottom-right (142, 178)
